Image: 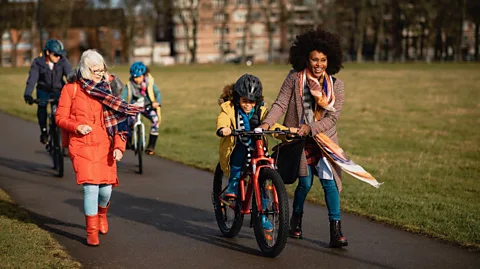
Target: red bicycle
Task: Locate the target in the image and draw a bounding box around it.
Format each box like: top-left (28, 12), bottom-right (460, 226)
top-left (212, 129), bottom-right (294, 257)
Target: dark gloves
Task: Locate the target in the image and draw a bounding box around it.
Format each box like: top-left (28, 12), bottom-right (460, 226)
top-left (24, 95), bottom-right (34, 105)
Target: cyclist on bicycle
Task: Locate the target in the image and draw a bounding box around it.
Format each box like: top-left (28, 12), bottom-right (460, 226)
top-left (24, 38), bottom-right (73, 144)
top-left (120, 62), bottom-right (162, 155)
top-left (216, 74), bottom-right (292, 231)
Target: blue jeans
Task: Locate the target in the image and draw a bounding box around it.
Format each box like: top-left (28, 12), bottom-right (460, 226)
top-left (292, 165), bottom-right (341, 221)
top-left (36, 89), bottom-right (60, 132)
top-left (83, 184), bottom-right (112, 216)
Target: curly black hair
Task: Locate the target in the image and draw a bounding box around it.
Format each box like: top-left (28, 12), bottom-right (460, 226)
top-left (288, 29), bottom-right (344, 75)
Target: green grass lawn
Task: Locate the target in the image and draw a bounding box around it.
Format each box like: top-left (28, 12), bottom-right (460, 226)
top-left (1, 63), bottom-right (479, 250)
top-left (0, 189), bottom-right (81, 268)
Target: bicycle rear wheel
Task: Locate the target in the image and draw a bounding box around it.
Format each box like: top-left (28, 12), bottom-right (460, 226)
top-left (53, 126), bottom-right (64, 177)
top-left (137, 128), bottom-right (143, 174)
top-left (212, 163), bottom-right (243, 238)
top-left (252, 168), bottom-right (289, 257)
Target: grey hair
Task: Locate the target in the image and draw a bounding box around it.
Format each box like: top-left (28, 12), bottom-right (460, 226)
top-left (78, 49), bottom-right (109, 81)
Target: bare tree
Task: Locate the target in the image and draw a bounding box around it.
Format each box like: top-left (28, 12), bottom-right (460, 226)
top-left (241, 0), bottom-right (252, 64)
top-left (354, 0), bottom-right (367, 63)
top-left (216, 0), bottom-right (236, 63)
top-left (8, 2), bottom-right (35, 67)
top-left (259, 0), bottom-right (279, 63)
top-left (119, 0), bottom-right (143, 63)
top-left (467, 0), bottom-right (480, 60)
top-left (174, 0), bottom-right (200, 63)
top-left (0, 0), bottom-right (9, 66)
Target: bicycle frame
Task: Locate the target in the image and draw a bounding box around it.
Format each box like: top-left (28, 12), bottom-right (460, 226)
top-left (132, 113), bottom-right (146, 152)
top-left (220, 135), bottom-right (279, 215)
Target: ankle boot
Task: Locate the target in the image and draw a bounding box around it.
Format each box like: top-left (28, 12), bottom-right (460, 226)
top-left (145, 134), bottom-right (158, 155)
top-left (224, 177), bottom-right (239, 199)
top-left (329, 220), bottom-right (348, 248)
top-left (85, 215), bottom-right (99, 246)
top-left (98, 202), bottom-right (110, 235)
top-left (289, 212), bottom-right (303, 239)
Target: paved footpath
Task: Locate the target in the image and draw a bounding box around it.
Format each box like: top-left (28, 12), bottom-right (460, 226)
top-left (0, 112), bottom-right (478, 269)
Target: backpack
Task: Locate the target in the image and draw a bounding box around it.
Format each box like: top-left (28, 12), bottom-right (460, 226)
top-left (61, 83), bottom-right (77, 148)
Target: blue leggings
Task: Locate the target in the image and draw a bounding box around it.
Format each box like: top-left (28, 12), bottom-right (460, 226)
top-left (229, 144), bottom-right (248, 181)
top-left (292, 165), bottom-right (341, 221)
top-left (83, 184), bottom-right (112, 216)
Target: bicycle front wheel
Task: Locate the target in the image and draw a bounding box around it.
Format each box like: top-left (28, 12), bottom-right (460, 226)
top-left (137, 128), bottom-right (143, 174)
top-left (212, 163), bottom-right (244, 238)
top-left (252, 168), bottom-right (289, 257)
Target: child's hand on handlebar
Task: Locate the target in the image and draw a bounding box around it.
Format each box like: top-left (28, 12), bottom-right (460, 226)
top-left (220, 127), bottom-right (232, 136)
top-left (152, 102), bottom-right (160, 108)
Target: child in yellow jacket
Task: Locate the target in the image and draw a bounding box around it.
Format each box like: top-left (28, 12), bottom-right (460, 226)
top-left (216, 74), bottom-right (290, 232)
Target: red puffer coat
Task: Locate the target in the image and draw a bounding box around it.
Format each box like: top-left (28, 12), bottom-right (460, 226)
top-left (55, 82), bottom-right (126, 186)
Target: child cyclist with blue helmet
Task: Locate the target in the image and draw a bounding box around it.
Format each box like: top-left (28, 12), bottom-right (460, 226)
top-left (120, 62), bottom-right (162, 155)
top-left (217, 74), bottom-right (292, 232)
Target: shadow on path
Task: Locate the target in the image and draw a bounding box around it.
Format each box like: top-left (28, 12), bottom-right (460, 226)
top-left (0, 156), bottom-right (54, 177)
top-left (66, 191), bottom-right (263, 257)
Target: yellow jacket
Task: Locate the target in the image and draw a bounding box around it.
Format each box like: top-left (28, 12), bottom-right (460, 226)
top-left (216, 101), bottom-right (287, 177)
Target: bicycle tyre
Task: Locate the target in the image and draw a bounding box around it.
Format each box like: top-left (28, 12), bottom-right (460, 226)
top-left (252, 168), bottom-right (289, 257)
top-left (212, 163), bottom-right (243, 238)
top-left (137, 128), bottom-right (143, 174)
top-left (53, 126), bottom-right (64, 177)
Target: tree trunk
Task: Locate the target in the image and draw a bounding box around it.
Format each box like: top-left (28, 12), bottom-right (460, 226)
top-left (241, 0), bottom-right (252, 64)
top-left (373, 13), bottom-right (384, 62)
top-left (455, 0), bottom-right (466, 61)
top-left (190, 19), bottom-right (197, 63)
top-left (475, 22), bottom-right (479, 61)
top-left (355, 0), bottom-right (367, 63)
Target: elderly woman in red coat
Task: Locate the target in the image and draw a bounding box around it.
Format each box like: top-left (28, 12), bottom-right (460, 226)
top-left (56, 50), bottom-right (142, 246)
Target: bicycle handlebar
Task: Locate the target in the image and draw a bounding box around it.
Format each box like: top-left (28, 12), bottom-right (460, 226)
top-left (33, 99), bottom-right (58, 104)
top-left (231, 129), bottom-right (300, 137)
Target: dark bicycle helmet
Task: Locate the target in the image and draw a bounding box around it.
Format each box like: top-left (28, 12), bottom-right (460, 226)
top-left (44, 39), bottom-right (66, 56)
top-left (233, 73), bottom-right (263, 104)
top-left (130, 61), bottom-right (147, 77)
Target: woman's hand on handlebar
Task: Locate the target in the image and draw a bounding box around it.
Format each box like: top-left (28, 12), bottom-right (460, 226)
top-left (258, 123), bottom-right (269, 131)
top-left (298, 124), bottom-right (311, 136)
top-left (152, 102), bottom-right (160, 109)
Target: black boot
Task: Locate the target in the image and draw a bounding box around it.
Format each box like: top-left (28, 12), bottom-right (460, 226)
top-left (40, 128), bottom-right (48, 145)
top-left (145, 135), bottom-right (158, 155)
top-left (329, 220), bottom-right (348, 248)
top-left (289, 212), bottom-right (303, 239)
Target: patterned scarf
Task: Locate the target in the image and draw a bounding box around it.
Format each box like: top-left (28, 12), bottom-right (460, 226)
top-left (296, 69), bottom-right (380, 188)
top-left (314, 133), bottom-right (382, 188)
top-left (79, 78), bottom-right (143, 139)
top-left (298, 68), bottom-right (336, 116)
top-left (129, 76), bottom-right (148, 98)
top-left (236, 106), bottom-right (255, 167)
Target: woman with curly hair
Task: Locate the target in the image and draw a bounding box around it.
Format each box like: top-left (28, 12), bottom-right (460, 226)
top-left (258, 29), bottom-right (348, 247)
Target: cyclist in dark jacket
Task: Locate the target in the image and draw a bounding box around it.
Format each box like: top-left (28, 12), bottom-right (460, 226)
top-left (24, 39), bottom-right (73, 144)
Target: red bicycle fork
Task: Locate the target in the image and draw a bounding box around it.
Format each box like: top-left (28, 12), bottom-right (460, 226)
top-left (219, 139), bottom-right (279, 215)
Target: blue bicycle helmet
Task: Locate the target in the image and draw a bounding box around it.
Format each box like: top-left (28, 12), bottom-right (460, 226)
top-left (130, 62), bottom-right (147, 77)
top-left (44, 39), bottom-right (66, 56)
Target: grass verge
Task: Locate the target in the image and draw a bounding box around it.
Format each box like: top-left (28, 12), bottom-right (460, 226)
top-left (1, 63), bottom-right (479, 250)
top-left (0, 189), bottom-right (81, 268)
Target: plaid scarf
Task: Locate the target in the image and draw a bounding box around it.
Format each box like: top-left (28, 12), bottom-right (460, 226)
top-left (79, 78), bottom-right (143, 139)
